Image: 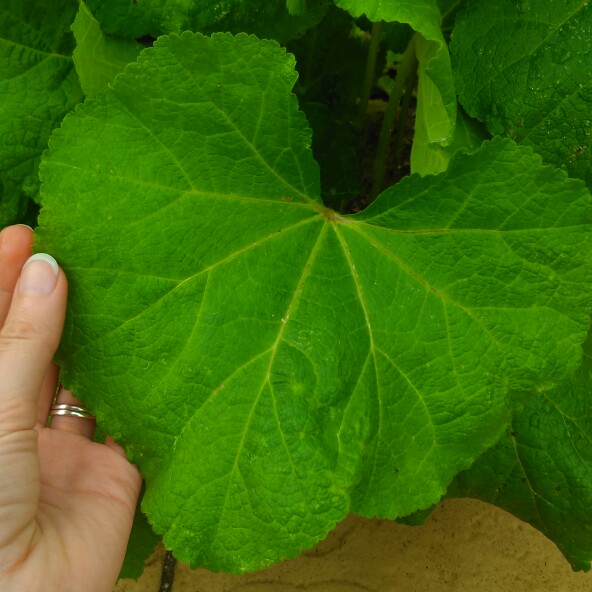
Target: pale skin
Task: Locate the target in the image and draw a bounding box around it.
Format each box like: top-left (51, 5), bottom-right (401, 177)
top-left (0, 225), bottom-right (142, 592)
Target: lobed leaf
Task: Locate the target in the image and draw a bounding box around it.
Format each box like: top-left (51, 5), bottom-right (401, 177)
top-left (451, 0), bottom-right (592, 188)
top-left (38, 32), bottom-right (592, 572)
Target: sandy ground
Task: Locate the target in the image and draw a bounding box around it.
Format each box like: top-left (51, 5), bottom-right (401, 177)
top-left (114, 498), bottom-right (592, 592)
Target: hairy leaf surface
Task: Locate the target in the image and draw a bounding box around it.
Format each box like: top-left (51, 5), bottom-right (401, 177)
top-left (38, 33), bottom-right (592, 572)
top-left (0, 0), bottom-right (83, 210)
top-left (451, 0), bottom-right (592, 188)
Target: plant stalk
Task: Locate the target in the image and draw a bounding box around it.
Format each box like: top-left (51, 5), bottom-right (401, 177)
top-left (158, 550), bottom-right (177, 592)
top-left (357, 21), bottom-right (383, 126)
top-left (371, 34), bottom-right (418, 198)
top-left (393, 59), bottom-right (418, 166)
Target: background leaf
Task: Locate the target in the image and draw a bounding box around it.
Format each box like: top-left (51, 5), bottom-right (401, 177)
top-left (451, 0), bottom-right (592, 189)
top-left (38, 33), bottom-right (592, 572)
top-left (288, 5), bottom-right (368, 205)
top-left (119, 487), bottom-right (161, 580)
top-left (411, 104), bottom-right (490, 176)
top-left (448, 326), bottom-right (592, 571)
top-left (72, 1), bottom-right (142, 100)
top-left (85, 0), bottom-right (328, 43)
top-left (0, 0), bottom-right (83, 221)
top-left (334, 0), bottom-right (457, 154)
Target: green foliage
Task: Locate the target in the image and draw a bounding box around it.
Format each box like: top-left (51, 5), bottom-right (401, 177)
top-left (449, 327), bottom-right (592, 571)
top-left (119, 486), bottom-right (161, 580)
top-left (334, 0), bottom-right (457, 174)
top-left (0, 0), bottom-right (83, 223)
top-left (451, 0), bottom-right (592, 188)
top-left (72, 1), bottom-right (141, 99)
top-left (85, 0), bottom-right (328, 43)
top-left (287, 5), bottom-right (368, 204)
top-left (1, 0), bottom-right (592, 579)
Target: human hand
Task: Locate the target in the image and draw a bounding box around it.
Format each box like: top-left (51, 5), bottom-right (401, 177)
top-left (0, 225), bottom-right (142, 592)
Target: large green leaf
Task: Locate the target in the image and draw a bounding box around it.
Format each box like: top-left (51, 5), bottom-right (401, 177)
top-left (72, 1), bottom-right (142, 100)
top-left (449, 327), bottom-right (592, 571)
top-left (0, 0), bottom-right (83, 208)
top-left (38, 33), bottom-right (592, 573)
top-left (334, 0), bottom-right (457, 153)
top-left (85, 0), bottom-right (328, 43)
top-left (451, 0), bottom-right (592, 188)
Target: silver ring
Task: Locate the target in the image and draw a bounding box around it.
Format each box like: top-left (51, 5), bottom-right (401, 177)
top-left (49, 404), bottom-right (94, 420)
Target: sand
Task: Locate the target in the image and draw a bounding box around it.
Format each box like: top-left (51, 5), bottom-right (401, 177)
top-left (114, 498), bottom-right (592, 591)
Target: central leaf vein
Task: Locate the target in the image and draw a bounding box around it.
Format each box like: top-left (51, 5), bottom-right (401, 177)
top-left (201, 220), bottom-right (329, 548)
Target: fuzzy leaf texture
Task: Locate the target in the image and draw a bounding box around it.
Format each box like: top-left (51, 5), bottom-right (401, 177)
top-left (38, 33), bottom-right (592, 573)
top-left (451, 0), bottom-right (592, 188)
top-left (449, 325), bottom-right (592, 571)
top-left (0, 0), bottom-right (83, 220)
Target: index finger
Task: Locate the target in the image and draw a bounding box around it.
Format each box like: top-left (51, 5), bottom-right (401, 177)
top-left (0, 225), bottom-right (34, 324)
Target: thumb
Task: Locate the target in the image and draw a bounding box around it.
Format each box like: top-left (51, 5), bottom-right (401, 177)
top-left (0, 253), bottom-right (67, 434)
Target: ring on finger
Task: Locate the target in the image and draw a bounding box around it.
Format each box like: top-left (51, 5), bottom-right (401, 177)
top-left (49, 403), bottom-right (94, 420)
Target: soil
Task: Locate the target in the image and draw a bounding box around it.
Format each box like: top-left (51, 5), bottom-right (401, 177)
top-left (114, 498), bottom-right (592, 592)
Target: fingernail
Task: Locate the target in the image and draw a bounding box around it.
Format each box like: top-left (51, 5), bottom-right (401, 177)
top-left (16, 224), bottom-right (34, 232)
top-left (19, 254), bottom-right (59, 296)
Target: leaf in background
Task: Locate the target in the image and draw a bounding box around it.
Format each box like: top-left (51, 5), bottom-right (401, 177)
top-left (0, 181), bottom-right (29, 227)
top-left (38, 33), bottom-right (592, 572)
top-left (289, 5), bottom-right (367, 117)
top-left (437, 0), bottom-right (465, 37)
top-left (412, 104), bottom-right (490, 176)
top-left (334, 0), bottom-right (457, 148)
top-left (449, 327), bottom-right (592, 571)
top-left (451, 0), bottom-right (592, 189)
top-left (93, 423), bottom-right (161, 581)
top-left (299, 102), bottom-right (363, 206)
top-left (85, 0), bottom-right (328, 43)
top-left (119, 486), bottom-right (161, 580)
top-left (381, 21), bottom-right (415, 55)
top-left (0, 0), bottom-right (83, 208)
top-left (72, 1), bottom-right (142, 100)
top-left (287, 0), bottom-right (307, 17)
top-left (288, 5), bottom-right (368, 203)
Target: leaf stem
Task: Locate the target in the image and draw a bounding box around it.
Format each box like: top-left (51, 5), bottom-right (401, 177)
top-left (357, 21), bottom-right (383, 126)
top-left (371, 34), bottom-right (418, 198)
top-left (158, 550), bottom-right (177, 592)
top-left (393, 56), bottom-right (418, 166)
